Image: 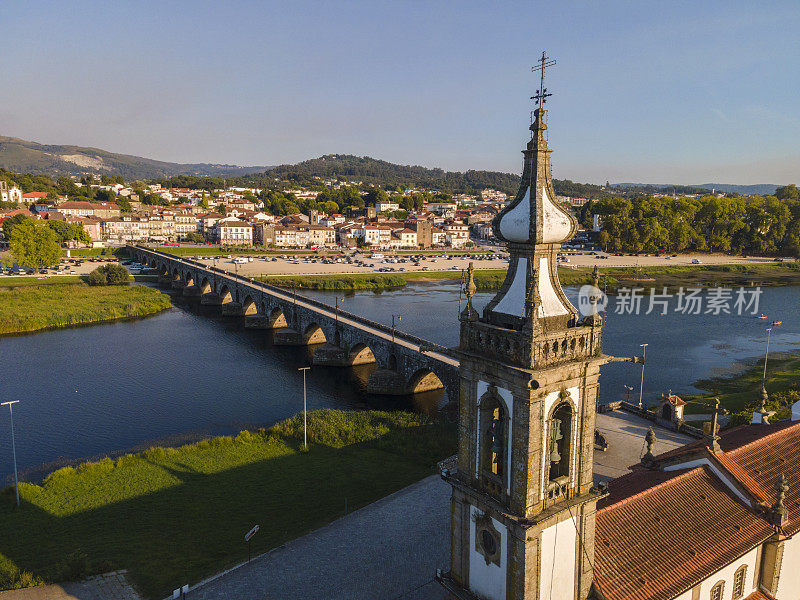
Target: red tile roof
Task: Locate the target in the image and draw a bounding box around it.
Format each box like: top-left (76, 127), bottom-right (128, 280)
top-left (595, 420), bottom-right (800, 600)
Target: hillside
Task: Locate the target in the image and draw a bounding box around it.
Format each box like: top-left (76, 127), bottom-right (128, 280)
top-left (233, 154), bottom-right (617, 199)
top-left (697, 183), bottom-right (779, 196)
top-left (0, 135), bottom-right (268, 180)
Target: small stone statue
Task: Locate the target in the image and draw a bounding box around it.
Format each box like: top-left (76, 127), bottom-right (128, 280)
top-left (641, 427), bottom-right (658, 469)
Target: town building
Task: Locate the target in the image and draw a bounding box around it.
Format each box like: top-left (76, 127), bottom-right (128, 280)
top-left (213, 218), bottom-right (253, 246)
top-left (0, 181), bottom-right (23, 204)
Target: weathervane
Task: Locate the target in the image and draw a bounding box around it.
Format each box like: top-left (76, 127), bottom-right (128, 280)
top-left (531, 51), bottom-right (556, 109)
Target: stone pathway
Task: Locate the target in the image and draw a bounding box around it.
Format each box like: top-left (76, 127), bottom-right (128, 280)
top-left (0, 571), bottom-right (141, 600)
top-left (188, 475), bottom-right (449, 600)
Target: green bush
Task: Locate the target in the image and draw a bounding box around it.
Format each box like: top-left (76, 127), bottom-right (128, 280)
top-left (84, 264), bottom-right (130, 286)
top-left (84, 269), bottom-right (107, 286)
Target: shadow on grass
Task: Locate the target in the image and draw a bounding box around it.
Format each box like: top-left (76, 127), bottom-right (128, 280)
top-left (0, 421), bottom-right (455, 599)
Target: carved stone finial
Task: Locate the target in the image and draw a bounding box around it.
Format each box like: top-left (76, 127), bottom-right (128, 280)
top-left (465, 262), bottom-right (476, 300)
top-left (752, 387), bottom-right (775, 425)
top-left (461, 262), bottom-right (478, 322)
top-left (592, 265), bottom-right (599, 287)
top-left (641, 427), bottom-right (658, 469)
top-left (771, 474), bottom-right (790, 527)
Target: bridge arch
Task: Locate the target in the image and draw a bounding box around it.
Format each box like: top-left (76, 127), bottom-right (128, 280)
top-left (407, 368), bottom-right (444, 394)
top-left (348, 343), bottom-right (376, 366)
top-left (242, 296), bottom-right (258, 316)
top-left (184, 272), bottom-right (194, 287)
top-left (269, 307), bottom-right (287, 329)
top-left (200, 277), bottom-right (212, 294)
top-left (387, 354), bottom-right (398, 371)
top-left (219, 285), bottom-right (233, 304)
top-left (303, 323), bottom-right (327, 345)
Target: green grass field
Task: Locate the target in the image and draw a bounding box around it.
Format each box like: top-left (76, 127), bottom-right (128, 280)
top-left (0, 283), bottom-right (171, 334)
top-left (686, 354), bottom-right (800, 418)
top-left (0, 410), bottom-right (456, 597)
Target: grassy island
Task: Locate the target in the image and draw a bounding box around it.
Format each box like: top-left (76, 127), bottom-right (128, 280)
top-left (685, 354), bottom-right (800, 424)
top-left (0, 410), bottom-right (456, 597)
top-left (0, 282), bottom-right (171, 335)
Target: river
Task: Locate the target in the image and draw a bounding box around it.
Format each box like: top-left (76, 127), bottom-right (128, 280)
top-left (1, 281), bottom-right (798, 481)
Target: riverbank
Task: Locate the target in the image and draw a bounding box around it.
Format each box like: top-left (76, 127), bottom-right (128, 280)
top-left (685, 353), bottom-right (800, 422)
top-left (0, 409), bottom-right (456, 598)
top-left (261, 262), bottom-right (800, 291)
top-left (0, 283), bottom-right (171, 335)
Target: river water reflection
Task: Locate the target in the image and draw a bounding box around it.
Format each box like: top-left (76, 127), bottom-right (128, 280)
top-left (1, 281), bottom-right (797, 481)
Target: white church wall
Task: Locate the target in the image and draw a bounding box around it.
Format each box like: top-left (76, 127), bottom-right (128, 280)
top-left (694, 546), bottom-right (758, 600)
top-left (541, 187), bottom-right (573, 243)
top-left (777, 534), bottom-right (800, 598)
top-left (493, 258), bottom-right (527, 317)
top-left (539, 517), bottom-right (577, 600)
top-left (537, 257), bottom-right (569, 318)
top-left (468, 505), bottom-right (507, 600)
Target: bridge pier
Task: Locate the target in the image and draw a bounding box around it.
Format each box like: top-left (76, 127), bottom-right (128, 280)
top-left (158, 274), bottom-right (173, 286)
top-left (182, 285), bottom-right (202, 297)
top-left (221, 302), bottom-right (243, 316)
top-left (273, 328), bottom-right (304, 345)
top-left (366, 369), bottom-right (407, 396)
top-left (170, 279), bottom-right (184, 290)
top-left (200, 293), bottom-right (223, 306)
top-left (244, 315), bottom-right (271, 329)
top-left (312, 344), bottom-right (350, 366)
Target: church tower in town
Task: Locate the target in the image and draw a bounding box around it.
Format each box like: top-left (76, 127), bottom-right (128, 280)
top-left (439, 59), bottom-right (607, 600)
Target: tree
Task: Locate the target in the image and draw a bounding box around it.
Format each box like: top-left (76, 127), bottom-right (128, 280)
top-left (2, 214), bottom-right (31, 240)
top-left (9, 220), bottom-right (61, 268)
top-left (47, 220), bottom-right (92, 245)
top-left (200, 194), bottom-right (209, 209)
top-left (776, 184), bottom-right (799, 201)
top-left (323, 200), bottom-right (339, 214)
top-left (85, 264), bottom-right (130, 286)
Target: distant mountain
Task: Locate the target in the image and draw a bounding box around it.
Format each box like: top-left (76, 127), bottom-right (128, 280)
top-left (0, 135), bottom-right (269, 180)
top-left (614, 182), bottom-right (781, 196)
top-left (236, 154), bottom-right (618, 199)
top-left (697, 183), bottom-right (779, 196)
top-left (238, 154), bottom-right (523, 195)
top-left (612, 183), bottom-right (713, 195)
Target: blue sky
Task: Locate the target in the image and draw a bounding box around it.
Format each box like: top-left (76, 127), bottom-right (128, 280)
top-left (1, 1), bottom-right (798, 184)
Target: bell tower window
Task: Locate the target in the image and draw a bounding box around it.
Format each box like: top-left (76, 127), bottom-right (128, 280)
top-left (548, 402), bottom-right (573, 483)
top-left (479, 392), bottom-right (508, 496)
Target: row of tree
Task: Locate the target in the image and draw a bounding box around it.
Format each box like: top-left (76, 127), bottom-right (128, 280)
top-left (580, 188), bottom-right (800, 256)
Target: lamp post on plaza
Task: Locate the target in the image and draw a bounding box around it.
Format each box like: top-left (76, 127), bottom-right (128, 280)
top-left (638, 343), bottom-right (648, 409)
top-left (762, 328), bottom-right (773, 390)
top-left (1, 400), bottom-right (20, 507)
top-left (298, 367), bottom-right (310, 450)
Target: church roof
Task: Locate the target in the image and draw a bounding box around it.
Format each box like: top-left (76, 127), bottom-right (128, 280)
top-left (594, 419), bottom-right (800, 600)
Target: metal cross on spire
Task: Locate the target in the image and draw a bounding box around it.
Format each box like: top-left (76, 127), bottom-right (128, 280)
top-left (531, 51), bottom-right (556, 109)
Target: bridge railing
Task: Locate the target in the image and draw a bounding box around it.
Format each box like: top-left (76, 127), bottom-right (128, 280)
top-left (133, 245), bottom-right (454, 356)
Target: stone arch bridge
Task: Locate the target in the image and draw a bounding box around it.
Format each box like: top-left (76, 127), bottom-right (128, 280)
top-left (130, 246), bottom-right (460, 404)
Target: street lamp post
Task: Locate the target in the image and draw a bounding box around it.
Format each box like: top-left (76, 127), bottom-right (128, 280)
top-left (2, 400), bottom-right (20, 507)
top-left (762, 328), bottom-right (773, 389)
top-left (335, 296), bottom-right (340, 325)
top-left (298, 367), bottom-right (310, 450)
top-left (623, 385), bottom-right (634, 404)
top-left (638, 343), bottom-right (648, 409)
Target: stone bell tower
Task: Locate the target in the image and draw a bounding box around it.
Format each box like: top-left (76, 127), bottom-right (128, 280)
top-left (438, 98), bottom-right (607, 600)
